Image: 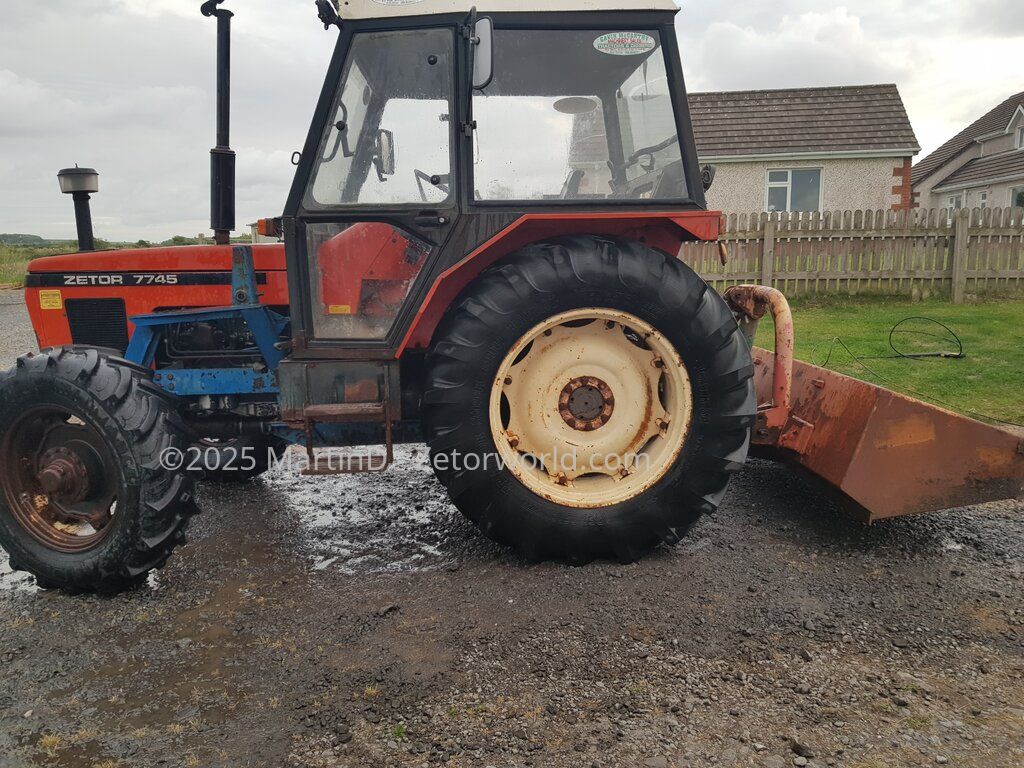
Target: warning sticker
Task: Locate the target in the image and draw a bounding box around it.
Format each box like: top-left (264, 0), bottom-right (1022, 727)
top-left (371, 0), bottom-right (425, 6)
top-left (594, 32), bottom-right (657, 56)
top-left (39, 290), bottom-right (63, 310)
top-left (327, 305), bottom-right (353, 316)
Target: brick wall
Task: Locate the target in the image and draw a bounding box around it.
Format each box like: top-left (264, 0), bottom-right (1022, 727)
top-left (892, 157), bottom-right (919, 211)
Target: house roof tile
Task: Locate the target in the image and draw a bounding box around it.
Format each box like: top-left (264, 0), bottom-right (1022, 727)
top-left (932, 150), bottom-right (1024, 190)
top-left (688, 84), bottom-right (920, 159)
top-left (911, 91), bottom-right (1024, 186)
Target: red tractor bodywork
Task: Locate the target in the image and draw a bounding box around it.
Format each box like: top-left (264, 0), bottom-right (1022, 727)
top-left (27, 210), bottom-right (722, 356)
top-left (26, 245), bottom-right (290, 350)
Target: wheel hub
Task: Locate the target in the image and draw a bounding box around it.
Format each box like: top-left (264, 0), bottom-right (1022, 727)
top-left (0, 407), bottom-right (120, 553)
top-left (37, 447), bottom-right (90, 502)
top-left (559, 376), bottom-right (614, 431)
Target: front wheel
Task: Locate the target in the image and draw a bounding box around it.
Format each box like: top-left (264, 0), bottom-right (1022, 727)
top-left (0, 348), bottom-right (197, 593)
top-left (422, 236), bottom-right (756, 564)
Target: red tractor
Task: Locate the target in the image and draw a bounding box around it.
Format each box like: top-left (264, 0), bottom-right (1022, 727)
top-left (3, 0), bottom-right (1021, 593)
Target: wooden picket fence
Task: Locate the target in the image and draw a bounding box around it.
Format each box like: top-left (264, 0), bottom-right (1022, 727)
top-left (680, 207), bottom-right (1024, 303)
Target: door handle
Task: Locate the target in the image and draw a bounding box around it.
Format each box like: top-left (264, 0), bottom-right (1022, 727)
top-left (414, 214), bottom-right (449, 228)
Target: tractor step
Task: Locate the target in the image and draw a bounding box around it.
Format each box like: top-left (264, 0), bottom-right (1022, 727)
top-left (300, 398), bottom-right (394, 476)
top-left (302, 402), bottom-right (386, 424)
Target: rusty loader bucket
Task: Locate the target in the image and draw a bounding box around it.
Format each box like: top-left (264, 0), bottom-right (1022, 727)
top-left (724, 285), bottom-right (1024, 523)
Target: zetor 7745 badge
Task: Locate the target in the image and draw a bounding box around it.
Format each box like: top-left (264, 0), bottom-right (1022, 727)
top-left (25, 272), bottom-right (267, 287)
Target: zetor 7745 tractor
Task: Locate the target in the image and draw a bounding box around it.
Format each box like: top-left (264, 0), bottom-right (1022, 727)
top-left (3, 1), bottom-right (1022, 594)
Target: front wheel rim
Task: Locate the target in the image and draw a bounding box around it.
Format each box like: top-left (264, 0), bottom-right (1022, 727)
top-left (489, 308), bottom-right (693, 509)
top-left (0, 406), bottom-right (120, 553)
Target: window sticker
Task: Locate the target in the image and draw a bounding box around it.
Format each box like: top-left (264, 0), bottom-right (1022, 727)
top-left (594, 32), bottom-right (657, 56)
top-left (39, 290), bottom-right (63, 310)
top-left (371, 0), bottom-right (425, 6)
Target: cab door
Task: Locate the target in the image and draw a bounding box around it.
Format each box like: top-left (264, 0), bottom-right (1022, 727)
top-left (285, 24), bottom-right (459, 356)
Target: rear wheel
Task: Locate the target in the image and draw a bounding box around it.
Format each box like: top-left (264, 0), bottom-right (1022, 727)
top-left (0, 348), bottom-right (196, 593)
top-left (422, 236), bottom-right (755, 564)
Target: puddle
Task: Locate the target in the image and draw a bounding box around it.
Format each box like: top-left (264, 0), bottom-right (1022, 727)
top-left (259, 444), bottom-right (500, 575)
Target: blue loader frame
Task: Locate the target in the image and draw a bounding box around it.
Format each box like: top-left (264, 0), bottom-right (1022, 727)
top-left (123, 246), bottom-right (289, 399)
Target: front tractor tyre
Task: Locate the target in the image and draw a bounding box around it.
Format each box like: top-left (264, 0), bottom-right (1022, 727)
top-left (422, 236), bottom-right (756, 564)
top-left (0, 348), bottom-right (197, 594)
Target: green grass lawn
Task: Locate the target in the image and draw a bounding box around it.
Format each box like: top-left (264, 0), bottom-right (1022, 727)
top-left (755, 295), bottom-right (1023, 425)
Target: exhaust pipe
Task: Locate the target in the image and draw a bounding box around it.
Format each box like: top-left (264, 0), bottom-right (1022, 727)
top-left (202, 0), bottom-right (235, 245)
top-left (57, 166), bottom-right (99, 252)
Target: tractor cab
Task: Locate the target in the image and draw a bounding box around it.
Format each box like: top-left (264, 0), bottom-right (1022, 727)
top-left (283, 0), bottom-right (706, 356)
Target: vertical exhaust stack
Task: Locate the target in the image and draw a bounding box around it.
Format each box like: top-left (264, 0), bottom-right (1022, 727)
top-left (202, 0), bottom-right (235, 246)
top-left (57, 166), bottom-right (99, 252)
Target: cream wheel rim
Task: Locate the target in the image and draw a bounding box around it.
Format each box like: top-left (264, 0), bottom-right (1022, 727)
top-left (489, 308), bottom-right (693, 508)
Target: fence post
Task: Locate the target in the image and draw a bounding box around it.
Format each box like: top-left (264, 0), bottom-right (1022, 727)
top-left (951, 210), bottom-right (969, 304)
top-left (761, 217), bottom-right (776, 287)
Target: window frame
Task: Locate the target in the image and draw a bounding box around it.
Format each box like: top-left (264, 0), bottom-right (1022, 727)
top-left (765, 167), bottom-right (823, 213)
top-left (468, 20), bottom-right (699, 209)
top-left (302, 26), bottom-right (459, 213)
top-left (1016, 125), bottom-right (1024, 150)
top-left (1012, 186), bottom-right (1024, 209)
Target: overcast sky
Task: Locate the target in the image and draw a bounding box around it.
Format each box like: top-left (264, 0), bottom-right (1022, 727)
top-left (0, 0), bottom-right (1020, 241)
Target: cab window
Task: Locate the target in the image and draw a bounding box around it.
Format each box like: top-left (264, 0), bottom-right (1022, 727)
top-left (307, 28), bottom-right (454, 208)
top-left (472, 29), bottom-right (688, 202)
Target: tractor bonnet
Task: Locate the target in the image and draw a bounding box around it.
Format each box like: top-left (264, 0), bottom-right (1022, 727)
top-left (334, 0), bottom-right (679, 20)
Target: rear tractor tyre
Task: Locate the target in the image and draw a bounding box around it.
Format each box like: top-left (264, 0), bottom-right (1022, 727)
top-left (0, 348), bottom-right (197, 594)
top-left (422, 236), bottom-right (756, 564)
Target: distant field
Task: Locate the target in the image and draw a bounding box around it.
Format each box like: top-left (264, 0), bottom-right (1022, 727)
top-left (756, 295), bottom-right (1024, 425)
top-left (0, 244), bottom-right (67, 287)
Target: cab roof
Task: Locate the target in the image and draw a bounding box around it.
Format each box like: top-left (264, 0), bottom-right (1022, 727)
top-left (336, 0), bottom-right (679, 21)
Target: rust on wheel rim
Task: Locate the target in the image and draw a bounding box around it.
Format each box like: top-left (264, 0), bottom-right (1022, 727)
top-left (489, 308), bottom-right (694, 509)
top-left (559, 376), bottom-right (615, 432)
top-left (0, 406), bottom-right (120, 553)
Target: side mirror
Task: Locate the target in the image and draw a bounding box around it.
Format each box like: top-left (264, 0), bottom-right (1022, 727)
top-left (374, 129), bottom-right (396, 180)
top-left (473, 17), bottom-right (494, 90)
top-left (701, 164), bottom-right (717, 192)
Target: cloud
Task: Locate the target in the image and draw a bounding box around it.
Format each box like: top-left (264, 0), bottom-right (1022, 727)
top-left (0, 1), bottom-right (1022, 239)
top-left (0, 0), bottom-right (333, 241)
top-left (676, 2), bottom-right (1024, 160)
top-left (680, 8), bottom-right (910, 92)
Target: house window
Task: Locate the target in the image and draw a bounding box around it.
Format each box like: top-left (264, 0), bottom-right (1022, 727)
top-left (766, 169), bottom-right (822, 212)
top-left (1017, 126), bottom-right (1024, 149)
top-left (1013, 187), bottom-right (1024, 208)
top-left (947, 194), bottom-right (964, 210)
top-left (979, 191), bottom-right (988, 209)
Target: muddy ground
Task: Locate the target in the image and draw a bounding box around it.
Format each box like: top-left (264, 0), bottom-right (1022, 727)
top-left (0, 290), bottom-right (1021, 768)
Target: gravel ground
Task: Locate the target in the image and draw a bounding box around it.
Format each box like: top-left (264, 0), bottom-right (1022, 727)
top-left (0, 290), bottom-right (1021, 768)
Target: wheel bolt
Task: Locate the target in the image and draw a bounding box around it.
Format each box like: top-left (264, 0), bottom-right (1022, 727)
top-left (504, 376), bottom-right (513, 386)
